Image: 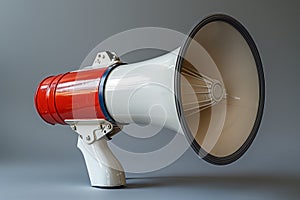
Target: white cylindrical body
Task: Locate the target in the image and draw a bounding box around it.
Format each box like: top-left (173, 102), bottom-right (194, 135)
top-left (105, 49), bottom-right (182, 133)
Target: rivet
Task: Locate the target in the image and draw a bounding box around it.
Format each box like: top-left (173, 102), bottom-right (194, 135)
top-left (71, 125), bottom-right (76, 131)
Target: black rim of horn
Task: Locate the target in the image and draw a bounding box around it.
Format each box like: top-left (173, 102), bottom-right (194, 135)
top-left (175, 14), bottom-right (265, 165)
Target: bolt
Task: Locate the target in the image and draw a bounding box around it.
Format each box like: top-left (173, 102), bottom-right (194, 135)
top-left (86, 135), bottom-right (90, 141)
top-left (71, 125), bottom-right (76, 131)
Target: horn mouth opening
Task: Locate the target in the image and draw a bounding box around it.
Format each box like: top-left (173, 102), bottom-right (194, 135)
top-left (175, 14), bottom-right (265, 165)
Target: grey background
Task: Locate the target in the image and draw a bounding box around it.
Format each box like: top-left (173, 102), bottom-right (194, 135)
top-left (0, 0), bottom-right (299, 199)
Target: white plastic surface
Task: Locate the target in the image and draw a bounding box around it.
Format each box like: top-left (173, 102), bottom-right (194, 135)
top-left (77, 137), bottom-right (126, 187)
top-left (105, 48), bottom-right (183, 133)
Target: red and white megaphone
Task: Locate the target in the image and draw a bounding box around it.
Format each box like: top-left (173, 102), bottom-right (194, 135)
top-left (34, 14), bottom-right (264, 188)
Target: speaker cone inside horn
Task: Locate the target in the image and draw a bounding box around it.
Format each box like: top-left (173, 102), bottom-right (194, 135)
top-left (176, 14), bottom-right (264, 165)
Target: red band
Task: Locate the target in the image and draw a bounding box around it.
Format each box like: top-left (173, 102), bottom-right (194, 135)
top-left (35, 68), bottom-right (108, 125)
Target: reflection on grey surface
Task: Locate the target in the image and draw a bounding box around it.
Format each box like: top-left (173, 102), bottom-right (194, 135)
top-left (0, 162), bottom-right (299, 200)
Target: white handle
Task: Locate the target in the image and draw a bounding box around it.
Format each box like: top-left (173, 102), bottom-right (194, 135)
top-left (77, 136), bottom-right (126, 188)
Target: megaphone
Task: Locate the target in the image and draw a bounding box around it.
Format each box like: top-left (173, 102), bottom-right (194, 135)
top-left (34, 14), bottom-right (264, 188)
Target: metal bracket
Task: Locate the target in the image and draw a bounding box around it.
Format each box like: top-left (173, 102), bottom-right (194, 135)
top-left (83, 51), bottom-right (120, 70)
top-left (65, 119), bottom-right (114, 144)
top-left (93, 51), bottom-right (120, 66)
